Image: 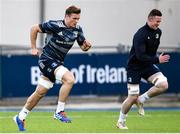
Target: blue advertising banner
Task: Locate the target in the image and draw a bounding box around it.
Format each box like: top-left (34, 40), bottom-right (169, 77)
top-left (1, 53), bottom-right (180, 97)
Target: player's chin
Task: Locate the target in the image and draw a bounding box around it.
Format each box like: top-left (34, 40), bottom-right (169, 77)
top-left (72, 24), bottom-right (77, 27)
top-left (153, 26), bottom-right (159, 30)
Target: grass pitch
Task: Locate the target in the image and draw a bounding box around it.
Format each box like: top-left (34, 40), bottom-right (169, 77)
top-left (0, 110), bottom-right (180, 133)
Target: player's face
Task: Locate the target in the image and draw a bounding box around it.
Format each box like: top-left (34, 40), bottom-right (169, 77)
top-left (65, 13), bottom-right (80, 28)
top-left (148, 16), bottom-right (162, 30)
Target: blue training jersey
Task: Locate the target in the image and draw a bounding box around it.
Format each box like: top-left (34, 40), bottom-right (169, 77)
top-left (39, 20), bottom-right (85, 63)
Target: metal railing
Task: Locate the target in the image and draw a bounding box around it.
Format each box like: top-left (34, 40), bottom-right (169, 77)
top-left (0, 44), bottom-right (180, 55)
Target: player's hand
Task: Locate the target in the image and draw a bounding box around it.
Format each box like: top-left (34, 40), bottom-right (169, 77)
top-left (31, 48), bottom-right (39, 56)
top-left (82, 40), bottom-right (91, 51)
top-left (159, 52), bottom-right (170, 63)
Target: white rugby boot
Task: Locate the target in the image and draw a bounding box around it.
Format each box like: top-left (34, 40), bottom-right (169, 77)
top-left (116, 121), bottom-right (128, 129)
top-left (136, 100), bottom-right (145, 116)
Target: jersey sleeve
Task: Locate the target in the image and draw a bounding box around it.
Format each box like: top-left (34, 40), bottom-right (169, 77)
top-left (76, 26), bottom-right (85, 46)
top-left (133, 32), bottom-right (159, 64)
top-left (39, 20), bottom-right (59, 33)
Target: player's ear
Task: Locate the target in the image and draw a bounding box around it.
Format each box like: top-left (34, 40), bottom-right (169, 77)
top-left (148, 16), bottom-right (154, 22)
top-left (65, 14), bottom-right (71, 18)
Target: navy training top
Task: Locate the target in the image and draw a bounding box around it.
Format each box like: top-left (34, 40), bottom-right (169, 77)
top-left (39, 20), bottom-right (85, 63)
top-left (127, 23), bottom-right (161, 69)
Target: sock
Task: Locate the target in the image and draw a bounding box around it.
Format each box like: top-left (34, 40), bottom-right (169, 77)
top-left (118, 111), bottom-right (126, 123)
top-left (56, 101), bottom-right (65, 113)
top-left (18, 107), bottom-right (30, 120)
top-left (138, 92), bottom-right (150, 103)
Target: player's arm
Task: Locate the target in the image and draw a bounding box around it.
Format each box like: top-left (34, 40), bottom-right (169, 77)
top-left (77, 26), bottom-right (91, 51)
top-left (80, 40), bottom-right (92, 51)
top-left (30, 24), bottom-right (42, 56)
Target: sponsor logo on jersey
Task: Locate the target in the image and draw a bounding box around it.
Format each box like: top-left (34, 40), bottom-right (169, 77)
top-left (155, 33), bottom-right (159, 39)
top-left (73, 31), bottom-right (78, 38)
top-left (58, 31), bottom-right (63, 36)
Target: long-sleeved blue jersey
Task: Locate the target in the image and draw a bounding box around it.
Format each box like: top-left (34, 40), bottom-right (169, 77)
top-left (127, 23), bottom-right (161, 69)
top-left (39, 20), bottom-right (85, 63)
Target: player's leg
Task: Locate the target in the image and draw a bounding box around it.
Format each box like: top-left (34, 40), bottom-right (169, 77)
top-left (117, 69), bottom-right (141, 129)
top-left (116, 69), bottom-right (141, 129)
top-left (137, 66), bottom-right (168, 115)
top-left (13, 76), bottom-right (53, 131)
top-left (141, 72), bottom-right (168, 99)
top-left (25, 76), bottom-right (53, 110)
top-left (117, 85), bottom-right (139, 129)
top-left (54, 65), bottom-right (75, 123)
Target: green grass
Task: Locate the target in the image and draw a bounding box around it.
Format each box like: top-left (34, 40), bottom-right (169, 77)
top-left (0, 110), bottom-right (180, 133)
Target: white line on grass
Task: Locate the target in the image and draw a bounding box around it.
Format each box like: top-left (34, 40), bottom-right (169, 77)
top-left (2, 114), bottom-right (172, 119)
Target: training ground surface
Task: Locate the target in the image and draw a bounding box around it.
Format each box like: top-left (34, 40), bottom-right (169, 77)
top-left (0, 110), bottom-right (180, 133)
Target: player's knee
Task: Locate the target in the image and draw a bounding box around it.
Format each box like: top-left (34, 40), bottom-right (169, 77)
top-left (157, 81), bottom-right (168, 91)
top-left (153, 75), bottom-right (168, 91)
top-left (35, 89), bottom-right (46, 98)
top-left (64, 74), bottom-right (75, 86)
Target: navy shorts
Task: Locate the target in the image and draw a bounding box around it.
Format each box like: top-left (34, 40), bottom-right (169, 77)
top-left (127, 65), bottom-right (160, 84)
top-left (38, 55), bottom-right (63, 83)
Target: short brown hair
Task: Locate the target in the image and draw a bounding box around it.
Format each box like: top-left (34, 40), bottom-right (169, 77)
top-left (148, 9), bottom-right (162, 17)
top-left (65, 5), bottom-right (81, 15)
